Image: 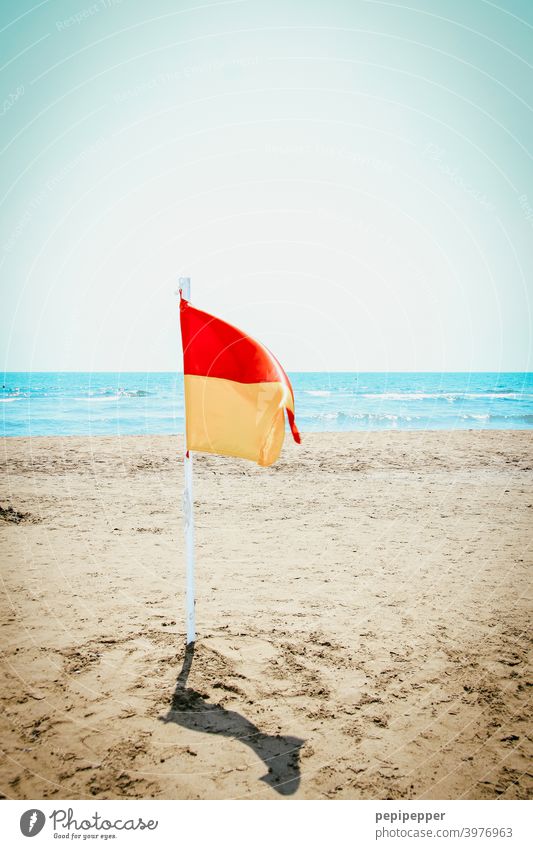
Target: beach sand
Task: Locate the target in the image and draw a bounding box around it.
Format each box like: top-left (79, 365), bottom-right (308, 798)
top-left (1, 431), bottom-right (531, 800)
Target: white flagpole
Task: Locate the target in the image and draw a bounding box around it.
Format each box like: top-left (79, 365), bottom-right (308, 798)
top-left (179, 276), bottom-right (195, 645)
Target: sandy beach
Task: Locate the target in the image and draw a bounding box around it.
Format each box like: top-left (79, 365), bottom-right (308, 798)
top-left (1, 431), bottom-right (531, 800)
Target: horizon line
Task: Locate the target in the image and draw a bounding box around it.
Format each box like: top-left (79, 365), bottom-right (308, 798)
top-left (2, 369), bottom-right (532, 375)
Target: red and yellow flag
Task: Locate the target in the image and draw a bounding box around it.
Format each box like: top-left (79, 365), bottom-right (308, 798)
top-left (179, 294), bottom-right (300, 466)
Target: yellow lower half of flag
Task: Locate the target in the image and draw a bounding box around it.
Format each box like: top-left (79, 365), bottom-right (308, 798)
top-left (184, 375), bottom-right (292, 466)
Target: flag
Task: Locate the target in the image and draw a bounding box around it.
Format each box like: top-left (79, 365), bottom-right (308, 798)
top-left (179, 293), bottom-right (300, 466)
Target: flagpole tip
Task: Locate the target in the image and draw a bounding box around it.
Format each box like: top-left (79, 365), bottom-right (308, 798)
top-left (179, 277), bottom-right (191, 300)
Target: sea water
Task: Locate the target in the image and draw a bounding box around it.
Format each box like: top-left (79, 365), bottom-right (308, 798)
top-left (1, 372), bottom-right (532, 437)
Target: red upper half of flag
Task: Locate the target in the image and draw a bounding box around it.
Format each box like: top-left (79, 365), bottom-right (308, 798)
top-left (180, 294), bottom-right (290, 389)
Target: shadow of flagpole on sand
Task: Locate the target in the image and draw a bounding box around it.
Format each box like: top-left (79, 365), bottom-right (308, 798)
top-left (159, 643), bottom-right (304, 796)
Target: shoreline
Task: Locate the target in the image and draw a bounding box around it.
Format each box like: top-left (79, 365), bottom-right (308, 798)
top-left (2, 426), bottom-right (533, 439)
top-left (1, 431), bottom-right (531, 799)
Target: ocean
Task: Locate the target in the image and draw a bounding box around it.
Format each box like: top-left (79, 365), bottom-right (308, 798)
top-left (2, 372), bottom-right (532, 437)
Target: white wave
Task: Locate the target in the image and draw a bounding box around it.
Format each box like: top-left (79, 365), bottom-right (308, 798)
top-left (360, 391), bottom-right (524, 401)
top-left (461, 392), bottom-right (520, 399)
top-left (361, 392), bottom-right (437, 400)
top-left (73, 395), bottom-right (122, 402)
top-left (304, 390), bottom-right (331, 396)
top-left (308, 412), bottom-right (403, 422)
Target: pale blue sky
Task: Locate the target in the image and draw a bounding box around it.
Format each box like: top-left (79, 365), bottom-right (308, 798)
top-left (1, 0), bottom-right (532, 371)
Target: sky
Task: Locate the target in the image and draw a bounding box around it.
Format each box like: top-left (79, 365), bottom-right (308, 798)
top-left (0, 0), bottom-right (532, 372)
